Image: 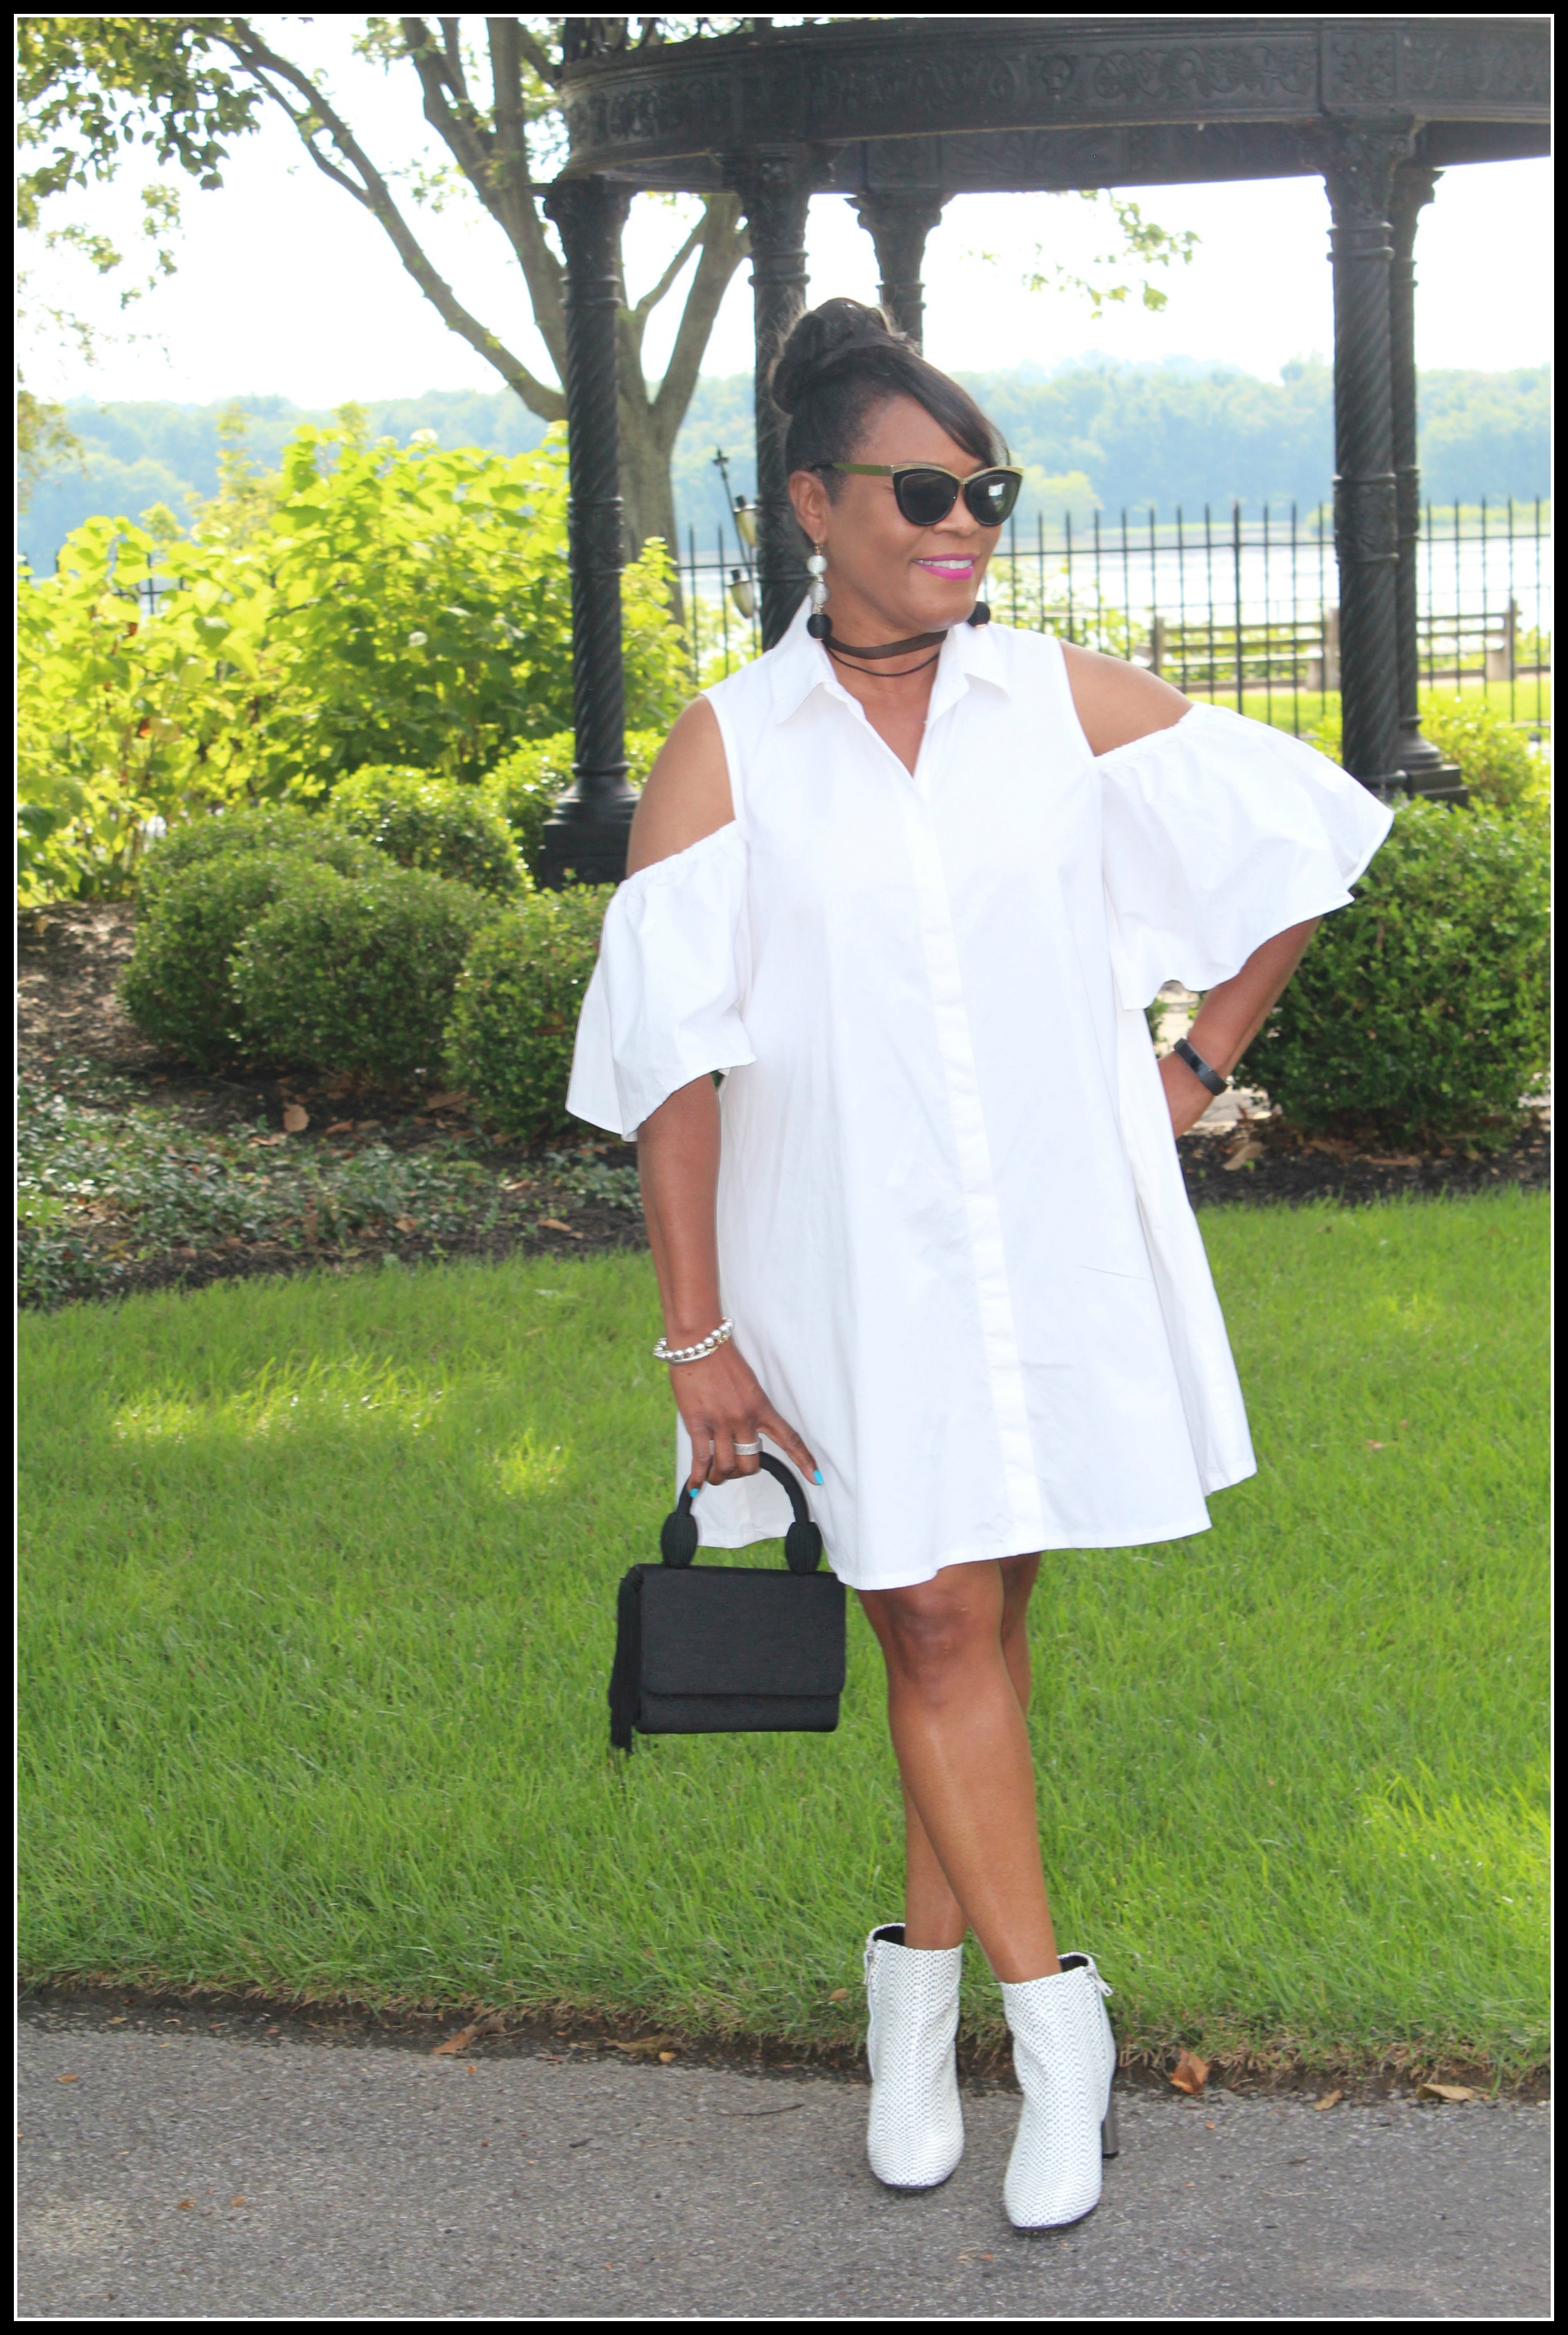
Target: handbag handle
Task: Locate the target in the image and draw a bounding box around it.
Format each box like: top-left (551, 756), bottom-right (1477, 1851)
top-left (659, 1452), bottom-right (824, 1576)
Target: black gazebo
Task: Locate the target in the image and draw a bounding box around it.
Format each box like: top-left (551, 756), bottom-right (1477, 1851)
top-left (537, 15), bottom-right (1549, 883)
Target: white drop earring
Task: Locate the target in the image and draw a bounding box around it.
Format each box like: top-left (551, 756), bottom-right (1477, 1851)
top-left (806, 546), bottom-right (830, 640)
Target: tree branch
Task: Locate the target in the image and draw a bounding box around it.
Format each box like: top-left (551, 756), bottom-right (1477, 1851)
top-left (650, 194), bottom-right (749, 446)
top-left (437, 17), bottom-right (469, 101)
top-left (633, 211), bottom-right (708, 323)
top-left (513, 24), bottom-right (564, 87)
top-left (394, 17), bottom-right (565, 376)
top-left (400, 16), bottom-right (492, 187)
top-left (210, 22), bottom-right (564, 420)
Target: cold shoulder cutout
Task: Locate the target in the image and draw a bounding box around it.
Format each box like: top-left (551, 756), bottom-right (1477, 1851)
top-left (1097, 700), bottom-right (1393, 1009)
top-left (565, 822), bottom-right (753, 1140)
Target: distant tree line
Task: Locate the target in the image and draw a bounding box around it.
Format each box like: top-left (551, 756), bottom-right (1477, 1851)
top-left (18, 358), bottom-right (1547, 576)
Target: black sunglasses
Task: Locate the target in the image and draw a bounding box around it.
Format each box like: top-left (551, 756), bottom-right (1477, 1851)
top-left (823, 460), bottom-right (1024, 529)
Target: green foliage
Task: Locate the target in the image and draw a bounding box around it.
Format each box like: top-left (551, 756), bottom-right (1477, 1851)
top-left (214, 417), bottom-right (683, 795)
top-left (232, 862), bottom-right (496, 1087)
top-left (17, 19), bottom-right (260, 229)
top-left (1237, 799), bottom-right (1549, 1149)
top-left (329, 765), bottom-right (525, 897)
top-left (1420, 696), bottom-right (1549, 824)
top-left (1309, 694), bottom-right (1549, 824)
top-left (16, 512), bottom-right (281, 905)
top-left (444, 889), bottom-right (614, 1140)
top-left (120, 850), bottom-right (336, 1070)
top-left (135, 801), bottom-right (380, 912)
top-left (482, 729), bottom-right (664, 882)
top-left (17, 422), bottom-right (690, 902)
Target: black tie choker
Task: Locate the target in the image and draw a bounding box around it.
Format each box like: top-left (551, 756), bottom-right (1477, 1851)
top-left (808, 600), bottom-right (990, 657)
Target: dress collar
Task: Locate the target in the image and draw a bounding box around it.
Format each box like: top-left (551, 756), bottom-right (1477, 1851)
top-left (767, 590), bottom-right (1010, 725)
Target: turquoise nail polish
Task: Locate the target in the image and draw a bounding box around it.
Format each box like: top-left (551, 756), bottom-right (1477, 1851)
top-left (690, 1484), bottom-right (702, 1498)
top-left (812, 1470), bottom-right (824, 1484)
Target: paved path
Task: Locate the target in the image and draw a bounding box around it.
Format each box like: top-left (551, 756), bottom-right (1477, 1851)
top-left (18, 2013), bottom-right (1549, 2320)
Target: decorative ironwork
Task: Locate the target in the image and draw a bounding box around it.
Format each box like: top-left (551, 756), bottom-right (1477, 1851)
top-left (1321, 121), bottom-right (1413, 795)
top-left (851, 189), bottom-right (946, 347)
top-left (726, 148), bottom-right (814, 651)
top-left (1388, 164), bottom-right (1463, 799)
top-left (561, 17), bottom-right (1547, 173)
top-left (539, 16), bottom-right (1547, 867)
top-left (539, 174), bottom-right (637, 887)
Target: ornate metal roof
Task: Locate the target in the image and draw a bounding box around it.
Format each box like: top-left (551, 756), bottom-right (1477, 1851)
top-left (561, 15), bottom-right (1549, 193)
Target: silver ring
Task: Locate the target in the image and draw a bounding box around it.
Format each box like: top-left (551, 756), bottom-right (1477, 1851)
top-left (733, 1439), bottom-right (763, 1456)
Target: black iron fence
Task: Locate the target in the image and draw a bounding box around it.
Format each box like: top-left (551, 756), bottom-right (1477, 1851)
top-left (681, 496), bottom-right (1552, 740)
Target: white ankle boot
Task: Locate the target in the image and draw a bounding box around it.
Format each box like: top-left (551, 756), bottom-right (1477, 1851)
top-left (1000, 1952), bottom-right (1120, 2230)
top-left (863, 1922), bottom-right (965, 2190)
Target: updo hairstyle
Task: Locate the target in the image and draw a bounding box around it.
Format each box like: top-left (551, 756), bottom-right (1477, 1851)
top-left (770, 297), bottom-right (1004, 494)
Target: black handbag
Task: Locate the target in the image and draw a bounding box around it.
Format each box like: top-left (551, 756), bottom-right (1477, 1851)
top-left (609, 1453), bottom-right (846, 1752)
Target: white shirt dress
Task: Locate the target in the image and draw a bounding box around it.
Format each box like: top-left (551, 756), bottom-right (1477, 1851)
top-left (566, 598), bottom-right (1393, 1592)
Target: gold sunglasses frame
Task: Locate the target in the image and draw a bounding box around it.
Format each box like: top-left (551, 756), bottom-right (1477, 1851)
top-left (824, 460), bottom-right (1025, 528)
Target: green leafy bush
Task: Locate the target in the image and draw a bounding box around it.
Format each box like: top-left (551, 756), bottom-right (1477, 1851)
top-left (232, 862), bottom-right (496, 1086)
top-left (121, 850), bottom-right (346, 1069)
top-left (1309, 694), bottom-right (1549, 822)
top-left (17, 419), bottom-right (691, 903)
top-left (1237, 797), bottom-right (1549, 1149)
top-left (329, 765), bottom-right (525, 896)
top-left (443, 887), bottom-right (614, 1138)
top-left (1420, 695), bottom-right (1549, 822)
top-left (482, 729), bottom-right (664, 882)
top-left (136, 803), bottom-right (381, 912)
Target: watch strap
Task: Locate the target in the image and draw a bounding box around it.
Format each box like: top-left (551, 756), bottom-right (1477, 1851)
top-left (1173, 1034), bottom-right (1228, 1095)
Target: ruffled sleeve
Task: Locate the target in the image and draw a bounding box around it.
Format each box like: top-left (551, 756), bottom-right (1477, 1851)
top-left (566, 822), bottom-right (755, 1140)
top-left (1098, 701), bottom-right (1395, 1009)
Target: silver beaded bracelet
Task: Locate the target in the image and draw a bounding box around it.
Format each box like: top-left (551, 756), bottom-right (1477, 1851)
top-left (654, 1317), bottom-right (733, 1365)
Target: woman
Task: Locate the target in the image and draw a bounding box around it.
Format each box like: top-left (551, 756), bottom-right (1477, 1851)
top-left (567, 299), bottom-right (1391, 2231)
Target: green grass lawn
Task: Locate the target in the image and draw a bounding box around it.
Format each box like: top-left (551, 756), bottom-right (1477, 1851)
top-left (18, 1191), bottom-right (1547, 2080)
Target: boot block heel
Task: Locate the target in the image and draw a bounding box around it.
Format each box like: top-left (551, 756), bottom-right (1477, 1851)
top-left (1101, 2083), bottom-right (1120, 2160)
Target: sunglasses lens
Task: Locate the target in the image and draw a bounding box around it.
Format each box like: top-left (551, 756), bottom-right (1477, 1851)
top-left (894, 469), bottom-right (961, 526)
top-left (964, 469), bottom-right (1021, 526)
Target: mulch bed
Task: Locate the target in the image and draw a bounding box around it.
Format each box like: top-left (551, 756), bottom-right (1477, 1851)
top-left (1177, 1115), bottom-right (1550, 1210)
top-left (18, 901), bottom-right (1550, 1308)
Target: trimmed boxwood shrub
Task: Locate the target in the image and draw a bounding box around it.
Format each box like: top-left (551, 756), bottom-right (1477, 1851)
top-left (1235, 797), bottom-right (1549, 1149)
top-left (1420, 695), bottom-right (1549, 824)
top-left (482, 729), bottom-right (663, 881)
top-left (135, 803), bottom-right (381, 914)
top-left (443, 885), bottom-right (614, 1138)
top-left (1309, 696), bottom-right (1549, 823)
top-left (328, 764), bottom-right (525, 896)
top-left (121, 851), bottom-right (351, 1068)
top-left (232, 862), bottom-right (498, 1086)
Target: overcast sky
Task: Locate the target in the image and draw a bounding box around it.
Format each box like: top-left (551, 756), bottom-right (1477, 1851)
top-left (21, 17), bottom-right (1551, 410)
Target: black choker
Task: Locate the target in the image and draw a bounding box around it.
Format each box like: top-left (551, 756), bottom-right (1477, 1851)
top-left (808, 600), bottom-right (990, 653)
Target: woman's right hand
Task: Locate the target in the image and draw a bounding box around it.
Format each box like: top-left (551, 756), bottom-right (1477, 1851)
top-left (670, 1340), bottom-right (819, 1491)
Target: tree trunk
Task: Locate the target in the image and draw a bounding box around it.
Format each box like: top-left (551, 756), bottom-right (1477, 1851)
top-left (619, 394), bottom-right (683, 616)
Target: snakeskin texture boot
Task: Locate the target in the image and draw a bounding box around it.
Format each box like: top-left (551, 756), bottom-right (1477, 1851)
top-left (863, 1922), bottom-right (966, 2190)
top-left (999, 1952), bottom-right (1120, 2230)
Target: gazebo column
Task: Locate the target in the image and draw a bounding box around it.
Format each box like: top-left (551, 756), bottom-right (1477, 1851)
top-left (852, 189), bottom-right (946, 349)
top-left (729, 148), bottom-right (813, 649)
top-left (538, 174), bottom-right (636, 887)
top-left (1322, 124), bottom-right (1413, 799)
top-left (1389, 164), bottom-right (1465, 801)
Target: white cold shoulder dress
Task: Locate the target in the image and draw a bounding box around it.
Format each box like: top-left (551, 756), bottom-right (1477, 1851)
top-left (567, 598), bottom-right (1393, 1591)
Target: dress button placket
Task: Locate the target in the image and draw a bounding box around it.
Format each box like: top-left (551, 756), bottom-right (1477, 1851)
top-left (900, 729), bottom-right (1046, 1552)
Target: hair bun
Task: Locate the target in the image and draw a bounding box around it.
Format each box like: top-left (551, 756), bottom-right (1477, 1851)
top-left (770, 297), bottom-right (907, 415)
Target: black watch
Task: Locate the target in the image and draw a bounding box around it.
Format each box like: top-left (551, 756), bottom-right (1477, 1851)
top-left (1173, 1035), bottom-right (1228, 1096)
